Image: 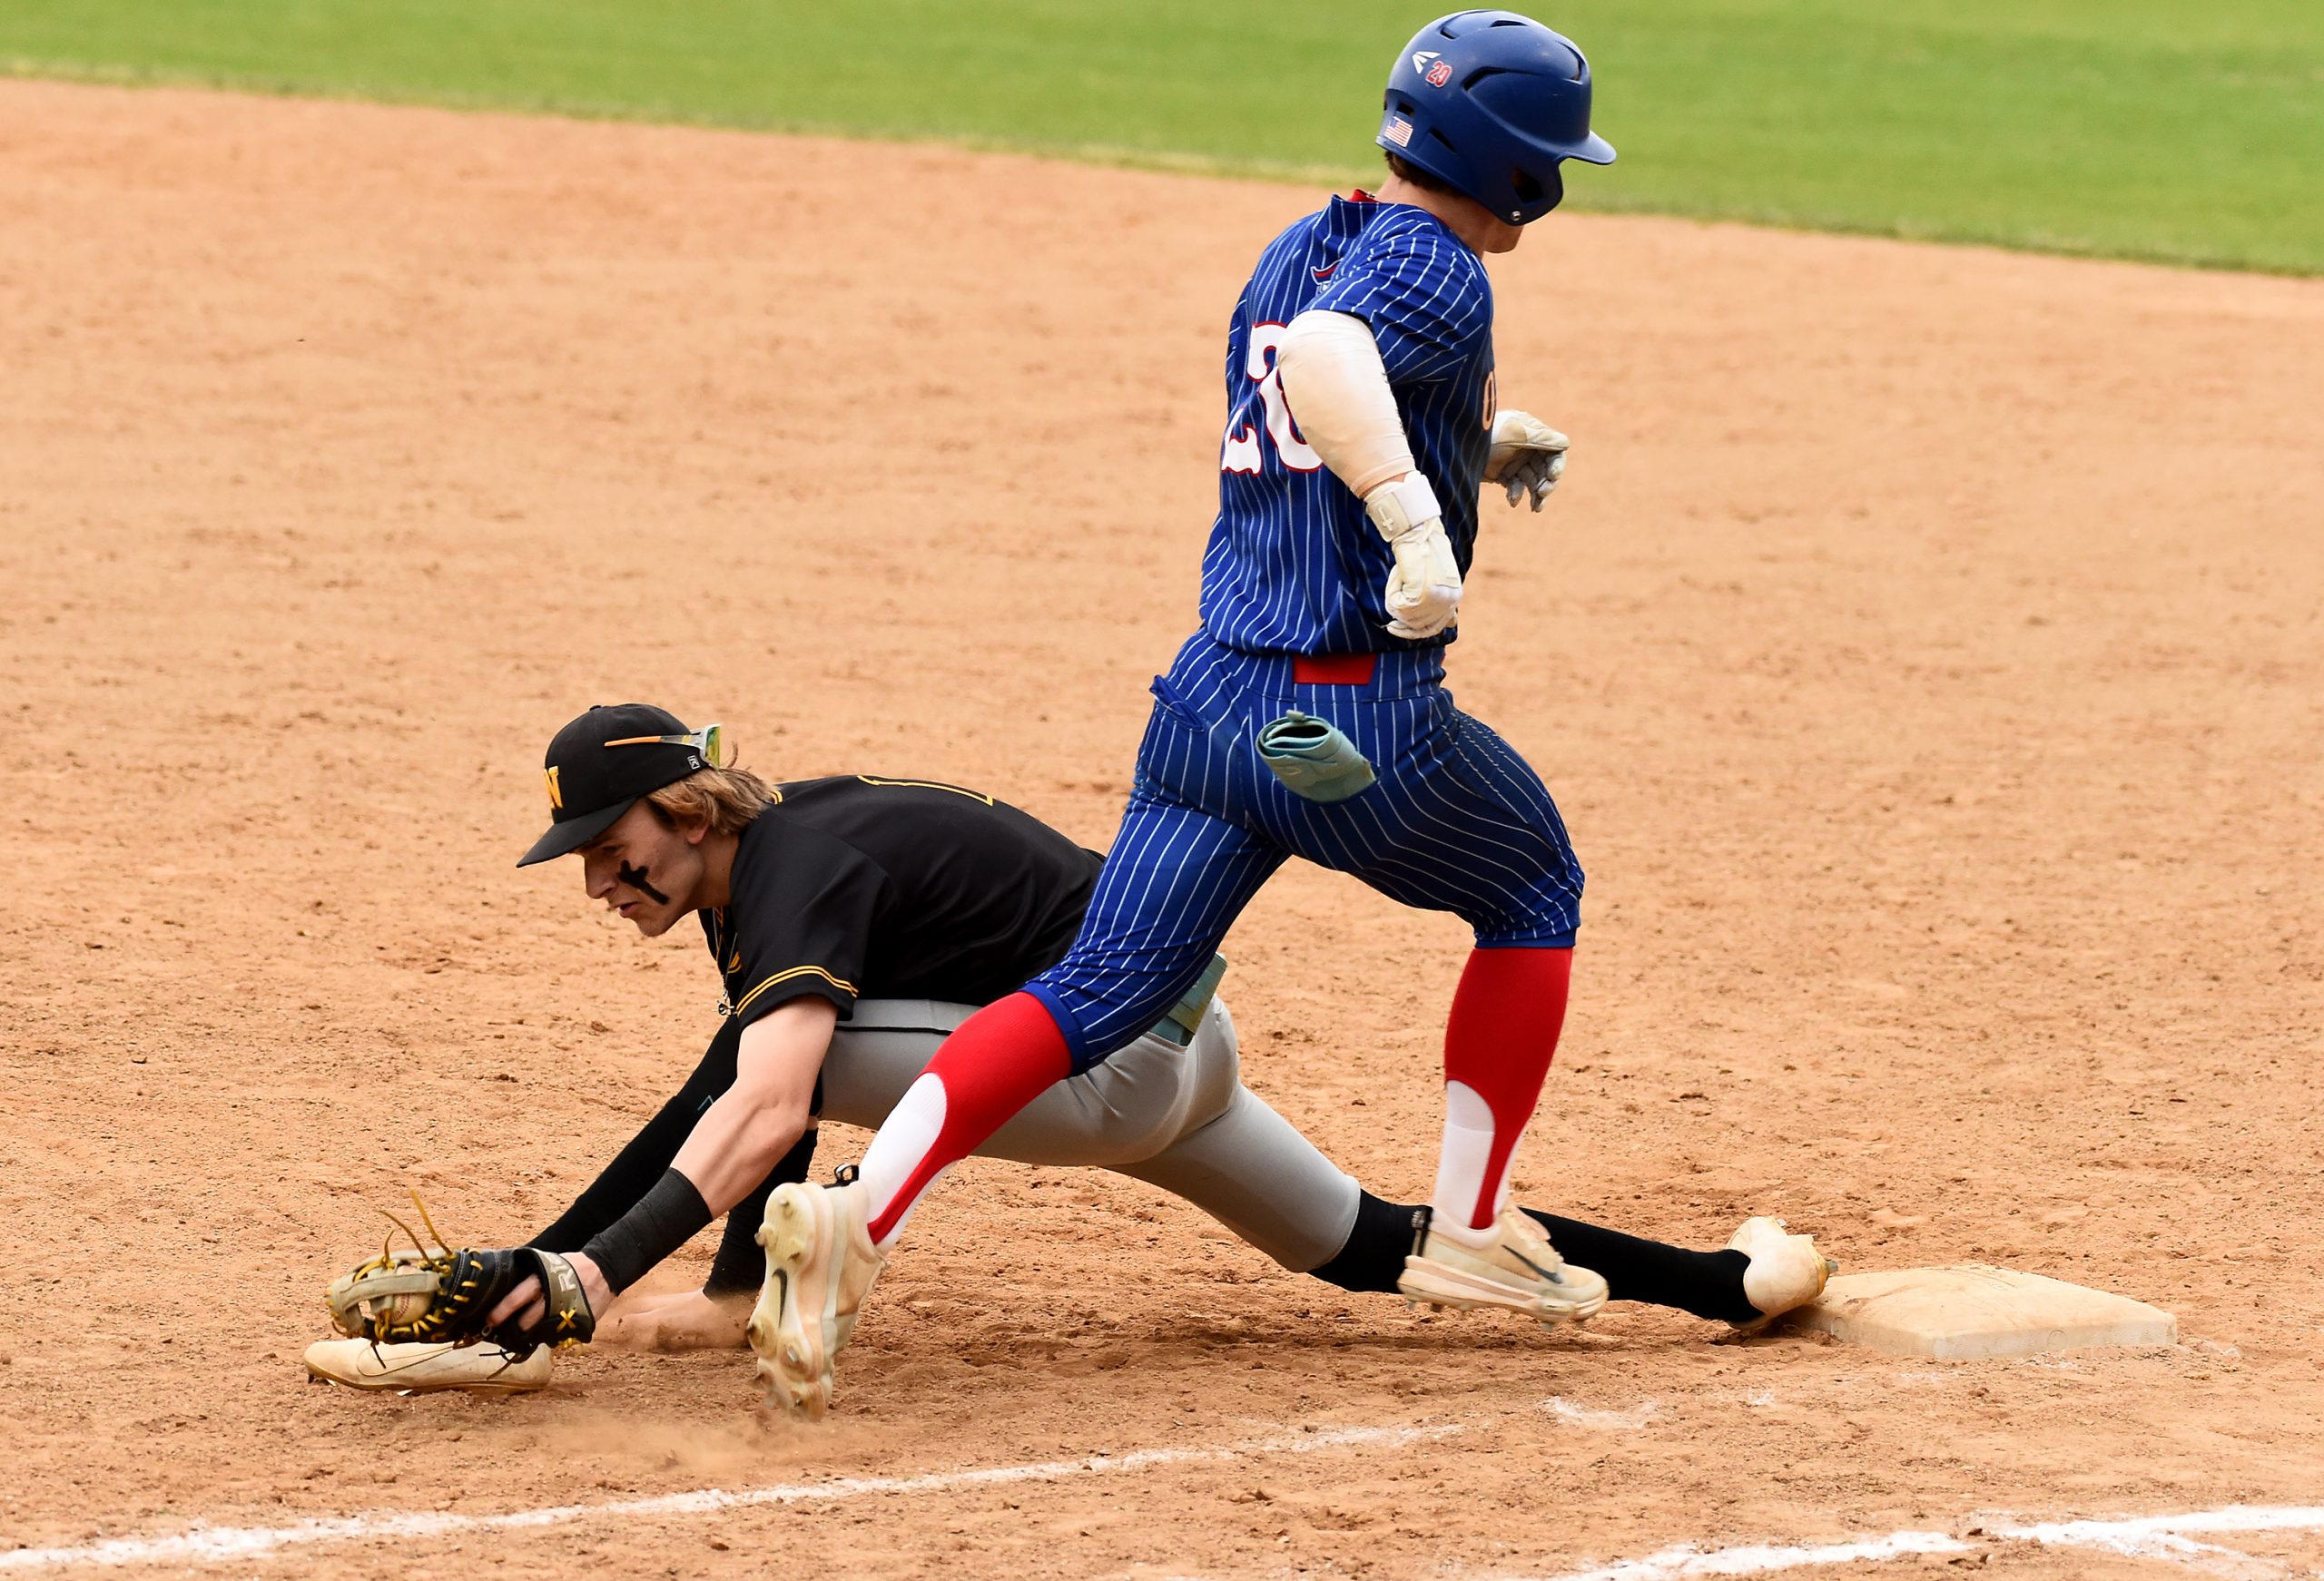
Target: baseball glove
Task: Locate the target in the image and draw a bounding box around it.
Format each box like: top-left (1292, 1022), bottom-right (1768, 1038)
top-left (326, 1197), bottom-right (596, 1350)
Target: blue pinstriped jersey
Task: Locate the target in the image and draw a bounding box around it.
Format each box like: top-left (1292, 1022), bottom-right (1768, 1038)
top-left (1200, 193), bottom-right (1496, 657)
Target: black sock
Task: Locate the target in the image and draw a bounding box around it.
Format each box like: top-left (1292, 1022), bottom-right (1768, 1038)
top-left (1305, 1191), bottom-right (1427, 1294)
top-left (1524, 1211), bottom-right (1758, 1324)
top-left (703, 1126), bottom-right (821, 1295)
top-left (1305, 1191), bottom-right (1758, 1324)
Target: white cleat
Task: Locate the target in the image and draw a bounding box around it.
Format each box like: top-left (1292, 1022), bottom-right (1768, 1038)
top-left (1397, 1208), bottom-right (1609, 1326)
top-left (1727, 1215), bottom-right (1839, 1331)
top-left (301, 1338), bottom-right (549, 1394)
top-left (748, 1173), bottom-right (884, 1419)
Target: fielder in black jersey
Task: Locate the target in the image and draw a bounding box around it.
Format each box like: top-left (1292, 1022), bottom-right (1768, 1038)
top-left (701, 774), bottom-right (1096, 1030)
top-left (304, 705), bottom-right (1830, 1392)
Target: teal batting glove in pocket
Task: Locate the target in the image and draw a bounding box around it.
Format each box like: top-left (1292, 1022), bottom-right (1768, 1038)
top-left (1256, 711), bottom-right (1377, 803)
top-left (1146, 953), bottom-right (1229, 1048)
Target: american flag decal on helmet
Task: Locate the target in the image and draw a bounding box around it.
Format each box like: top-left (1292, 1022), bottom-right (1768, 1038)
top-left (1384, 117), bottom-right (1413, 147)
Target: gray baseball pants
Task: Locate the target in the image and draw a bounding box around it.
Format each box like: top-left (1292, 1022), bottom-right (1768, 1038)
top-left (824, 997), bottom-right (1360, 1272)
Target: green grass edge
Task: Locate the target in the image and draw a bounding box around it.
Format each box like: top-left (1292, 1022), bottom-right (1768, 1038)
top-left (9, 54), bottom-right (2315, 280)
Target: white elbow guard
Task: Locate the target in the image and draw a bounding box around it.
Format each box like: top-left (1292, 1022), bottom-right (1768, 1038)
top-left (1275, 310), bottom-right (1418, 499)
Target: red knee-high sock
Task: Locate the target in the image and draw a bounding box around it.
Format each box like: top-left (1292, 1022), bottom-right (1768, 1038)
top-left (1431, 947), bottom-right (1572, 1234)
top-left (858, 991), bottom-right (1072, 1247)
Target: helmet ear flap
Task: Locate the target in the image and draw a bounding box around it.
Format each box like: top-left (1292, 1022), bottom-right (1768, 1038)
top-left (1510, 161), bottom-right (1563, 215)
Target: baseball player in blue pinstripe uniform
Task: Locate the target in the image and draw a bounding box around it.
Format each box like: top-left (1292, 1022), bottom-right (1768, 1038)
top-left (752, 12), bottom-right (1830, 1418)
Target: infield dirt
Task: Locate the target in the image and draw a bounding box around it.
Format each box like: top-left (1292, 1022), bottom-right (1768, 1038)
top-left (3, 80), bottom-right (2320, 1578)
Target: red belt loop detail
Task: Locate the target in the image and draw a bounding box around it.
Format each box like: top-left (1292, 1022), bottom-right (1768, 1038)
top-left (1292, 653), bottom-right (1379, 686)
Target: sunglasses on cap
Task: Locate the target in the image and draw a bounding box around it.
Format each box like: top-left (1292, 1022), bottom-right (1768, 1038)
top-left (603, 722), bottom-right (734, 769)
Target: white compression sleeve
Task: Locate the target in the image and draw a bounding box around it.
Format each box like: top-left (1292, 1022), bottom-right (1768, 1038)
top-left (1274, 309), bottom-right (1416, 499)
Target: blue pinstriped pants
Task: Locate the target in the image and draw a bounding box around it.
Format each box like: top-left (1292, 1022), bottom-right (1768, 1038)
top-left (1023, 631), bottom-right (1584, 1072)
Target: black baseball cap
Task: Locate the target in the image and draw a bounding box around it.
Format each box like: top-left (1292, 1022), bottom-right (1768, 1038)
top-left (518, 703), bottom-right (718, 867)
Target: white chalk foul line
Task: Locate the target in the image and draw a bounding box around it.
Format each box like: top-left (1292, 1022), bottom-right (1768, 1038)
top-left (0, 1419), bottom-right (1456, 1573)
top-left (1541, 1530), bottom-right (1973, 1581)
top-left (1539, 1505), bottom-right (2324, 1581)
top-left (11, 1392), bottom-right (2321, 1580)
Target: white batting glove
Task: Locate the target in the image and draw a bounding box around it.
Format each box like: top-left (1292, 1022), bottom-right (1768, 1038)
top-left (1365, 474), bottom-right (1461, 639)
top-left (1484, 409), bottom-right (1569, 512)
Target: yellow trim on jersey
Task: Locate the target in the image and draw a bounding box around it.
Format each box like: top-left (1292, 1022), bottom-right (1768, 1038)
top-left (730, 964), bottom-right (858, 1018)
top-left (853, 775), bottom-right (994, 806)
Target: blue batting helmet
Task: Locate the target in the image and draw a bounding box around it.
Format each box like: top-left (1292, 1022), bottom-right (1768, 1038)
top-left (1376, 11), bottom-right (1616, 226)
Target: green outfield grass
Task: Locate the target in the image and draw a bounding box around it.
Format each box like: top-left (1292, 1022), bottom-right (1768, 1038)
top-left (5, 0), bottom-right (2319, 273)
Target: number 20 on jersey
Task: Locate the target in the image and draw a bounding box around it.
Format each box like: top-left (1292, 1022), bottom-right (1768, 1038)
top-left (1221, 322), bottom-right (1321, 475)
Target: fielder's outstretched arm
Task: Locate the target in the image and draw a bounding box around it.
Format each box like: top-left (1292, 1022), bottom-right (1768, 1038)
top-left (491, 998), bottom-right (834, 1331)
top-left (673, 999), bottom-right (833, 1210)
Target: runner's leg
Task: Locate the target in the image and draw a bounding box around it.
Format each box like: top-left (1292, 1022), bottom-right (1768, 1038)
top-left (854, 790), bottom-right (1284, 1247)
top-left (817, 999), bottom-right (1754, 1321)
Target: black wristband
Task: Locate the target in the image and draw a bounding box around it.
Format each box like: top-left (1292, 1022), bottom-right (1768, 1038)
top-left (581, 1167), bottom-right (714, 1297)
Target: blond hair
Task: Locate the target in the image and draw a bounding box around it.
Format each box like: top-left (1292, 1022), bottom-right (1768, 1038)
top-left (643, 764), bottom-right (775, 837)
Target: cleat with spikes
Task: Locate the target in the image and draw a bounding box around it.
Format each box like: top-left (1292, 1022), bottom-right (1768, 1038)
top-left (1727, 1216), bottom-right (1837, 1332)
top-left (749, 1168), bottom-right (885, 1419)
top-left (1396, 1206), bottom-right (1608, 1326)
